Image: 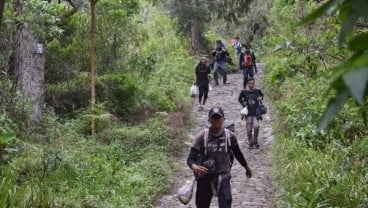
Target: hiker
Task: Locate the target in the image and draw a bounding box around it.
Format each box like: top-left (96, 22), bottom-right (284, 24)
top-left (187, 107), bottom-right (252, 208)
top-left (238, 77), bottom-right (264, 149)
top-left (195, 57), bottom-right (211, 110)
top-left (212, 40), bottom-right (230, 85)
top-left (239, 44), bottom-right (257, 89)
top-left (232, 37), bottom-right (242, 58)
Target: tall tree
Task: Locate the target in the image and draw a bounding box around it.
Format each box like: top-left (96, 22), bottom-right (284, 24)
top-left (90, 0), bottom-right (96, 135)
top-left (0, 0), bottom-right (5, 30)
top-left (190, 0), bottom-right (200, 55)
top-left (11, 0), bottom-right (79, 123)
top-left (166, 0), bottom-right (209, 55)
top-left (166, 0), bottom-right (253, 55)
top-left (14, 0), bottom-right (45, 123)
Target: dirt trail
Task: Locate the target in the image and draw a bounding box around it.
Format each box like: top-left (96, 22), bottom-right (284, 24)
top-left (156, 66), bottom-right (274, 208)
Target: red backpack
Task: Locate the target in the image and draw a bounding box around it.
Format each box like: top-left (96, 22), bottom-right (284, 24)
top-left (243, 51), bottom-right (253, 67)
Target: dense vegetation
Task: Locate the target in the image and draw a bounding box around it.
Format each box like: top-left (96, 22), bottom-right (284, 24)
top-left (1, 1), bottom-right (195, 207)
top-left (0, 0), bottom-right (367, 207)
top-left (261, 0), bottom-right (368, 207)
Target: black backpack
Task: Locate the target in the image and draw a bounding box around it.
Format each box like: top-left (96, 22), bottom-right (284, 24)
top-left (203, 120), bottom-right (236, 166)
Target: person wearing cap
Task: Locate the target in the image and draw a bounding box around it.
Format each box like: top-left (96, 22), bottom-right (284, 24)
top-left (212, 40), bottom-right (230, 85)
top-left (187, 107), bottom-right (252, 207)
top-left (195, 57), bottom-right (211, 110)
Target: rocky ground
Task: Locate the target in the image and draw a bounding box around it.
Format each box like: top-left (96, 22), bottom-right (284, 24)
top-left (156, 66), bottom-right (274, 208)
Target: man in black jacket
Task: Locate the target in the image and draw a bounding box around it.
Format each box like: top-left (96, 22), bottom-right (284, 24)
top-left (187, 107), bottom-right (252, 207)
top-left (212, 40), bottom-right (230, 85)
top-left (238, 78), bottom-right (264, 149)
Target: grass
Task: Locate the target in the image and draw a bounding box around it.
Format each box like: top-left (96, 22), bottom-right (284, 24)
top-left (0, 113), bottom-right (188, 207)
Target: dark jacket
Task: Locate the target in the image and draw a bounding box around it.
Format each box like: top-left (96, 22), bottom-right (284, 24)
top-left (195, 63), bottom-right (211, 86)
top-left (187, 129), bottom-right (248, 176)
top-left (238, 89), bottom-right (264, 117)
top-left (212, 48), bottom-right (230, 62)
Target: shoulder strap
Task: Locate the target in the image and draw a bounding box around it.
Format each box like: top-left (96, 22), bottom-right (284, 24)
top-left (203, 128), bottom-right (209, 155)
top-left (203, 128), bottom-right (232, 155)
top-left (224, 129), bottom-right (231, 153)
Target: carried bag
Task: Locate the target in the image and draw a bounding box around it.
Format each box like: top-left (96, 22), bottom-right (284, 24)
top-left (177, 178), bottom-right (196, 205)
top-left (259, 101), bottom-right (267, 115)
top-left (190, 84), bottom-right (199, 97)
top-left (240, 106), bottom-right (248, 116)
top-left (243, 51), bottom-right (253, 67)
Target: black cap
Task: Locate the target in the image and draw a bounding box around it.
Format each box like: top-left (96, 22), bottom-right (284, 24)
top-left (208, 107), bottom-right (224, 118)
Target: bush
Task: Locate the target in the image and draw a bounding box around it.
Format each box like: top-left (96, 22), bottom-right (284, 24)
top-left (96, 72), bottom-right (142, 117)
top-left (262, 1), bottom-right (368, 206)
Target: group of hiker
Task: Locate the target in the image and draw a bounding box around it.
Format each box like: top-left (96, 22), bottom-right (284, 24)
top-left (195, 37), bottom-right (259, 110)
top-left (189, 37), bottom-right (264, 207)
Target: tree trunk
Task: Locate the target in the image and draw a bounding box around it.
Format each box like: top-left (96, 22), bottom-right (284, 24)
top-left (191, 21), bottom-right (200, 55)
top-left (0, 0), bottom-right (5, 30)
top-left (14, 0), bottom-right (45, 123)
top-left (90, 0), bottom-right (96, 136)
top-left (191, 0), bottom-right (200, 55)
top-left (15, 24), bottom-right (45, 122)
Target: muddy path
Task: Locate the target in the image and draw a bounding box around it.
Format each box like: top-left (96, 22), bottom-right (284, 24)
top-left (156, 66), bottom-right (274, 208)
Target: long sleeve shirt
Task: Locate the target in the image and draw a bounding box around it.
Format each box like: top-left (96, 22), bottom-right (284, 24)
top-left (238, 89), bottom-right (264, 117)
top-left (187, 129), bottom-right (248, 172)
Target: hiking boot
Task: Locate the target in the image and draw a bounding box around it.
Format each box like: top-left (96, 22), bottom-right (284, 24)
top-left (248, 144), bottom-right (254, 149)
top-left (198, 104), bottom-right (203, 111)
top-left (214, 82), bottom-right (219, 86)
top-left (254, 143), bottom-right (260, 149)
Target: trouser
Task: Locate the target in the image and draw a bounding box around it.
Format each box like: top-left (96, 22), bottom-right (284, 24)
top-left (246, 116), bottom-right (260, 145)
top-left (213, 61), bottom-right (227, 84)
top-left (242, 66), bottom-right (254, 88)
top-left (198, 83), bottom-right (209, 104)
top-left (195, 176), bottom-right (232, 208)
top-left (236, 52), bottom-right (241, 69)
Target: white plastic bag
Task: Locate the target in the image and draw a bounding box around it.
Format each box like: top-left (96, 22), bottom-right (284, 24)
top-left (209, 83), bottom-right (213, 91)
top-left (190, 84), bottom-right (199, 97)
top-left (177, 178), bottom-right (195, 205)
top-left (240, 106), bottom-right (248, 116)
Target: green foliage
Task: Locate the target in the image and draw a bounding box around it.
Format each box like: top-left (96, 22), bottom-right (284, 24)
top-left (0, 132), bottom-right (16, 163)
top-left (65, 104), bottom-right (117, 135)
top-left (0, 109), bottom-right (181, 207)
top-left (273, 136), bottom-right (368, 207)
top-left (21, 0), bottom-right (65, 39)
top-left (0, 79), bottom-right (33, 124)
top-left (96, 72), bottom-right (142, 116)
top-left (45, 72), bottom-right (90, 117)
top-left (0, 2), bottom-right (192, 207)
top-left (0, 167), bottom-right (28, 207)
top-left (262, 0), bottom-right (368, 206)
top-left (44, 1), bottom-right (194, 121)
top-left (135, 7), bottom-right (195, 112)
top-left (164, 0), bottom-right (210, 35)
top-left (299, 0), bottom-right (368, 130)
